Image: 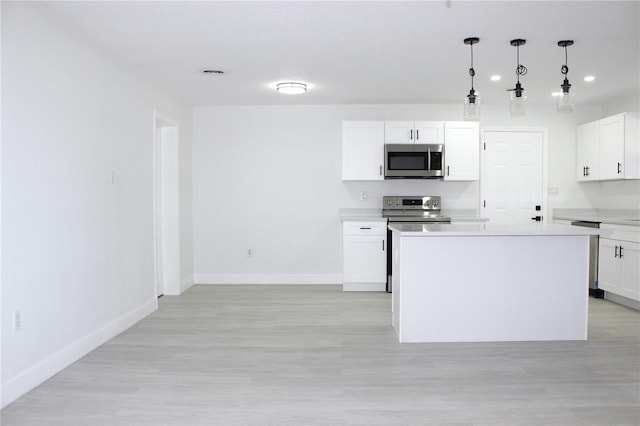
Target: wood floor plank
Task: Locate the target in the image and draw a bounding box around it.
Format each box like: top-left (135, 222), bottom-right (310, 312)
top-left (2, 285), bottom-right (639, 425)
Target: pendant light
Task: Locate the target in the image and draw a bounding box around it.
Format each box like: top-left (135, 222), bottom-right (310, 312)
top-left (508, 39), bottom-right (527, 115)
top-left (557, 40), bottom-right (574, 111)
top-left (463, 37), bottom-right (480, 120)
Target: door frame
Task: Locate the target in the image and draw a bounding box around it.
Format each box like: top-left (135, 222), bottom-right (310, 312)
top-left (480, 127), bottom-right (549, 222)
top-left (153, 111), bottom-right (181, 297)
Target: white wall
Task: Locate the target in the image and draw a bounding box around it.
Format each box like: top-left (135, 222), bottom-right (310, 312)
top-left (1, 2), bottom-right (193, 407)
top-left (192, 103), bottom-right (603, 284)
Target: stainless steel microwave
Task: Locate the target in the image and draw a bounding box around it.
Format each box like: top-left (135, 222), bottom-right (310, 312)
top-left (384, 144), bottom-right (445, 178)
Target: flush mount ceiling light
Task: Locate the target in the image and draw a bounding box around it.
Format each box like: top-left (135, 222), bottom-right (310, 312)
top-left (463, 37), bottom-right (481, 120)
top-left (507, 39), bottom-right (527, 115)
top-left (276, 82), bottom-right (307, 95)
top-left (490, 75), bottom-right (502, 82)
top-left (557, 40), bottom-right (575, 111)
top-left (584, 75), bottom-right (595, 82)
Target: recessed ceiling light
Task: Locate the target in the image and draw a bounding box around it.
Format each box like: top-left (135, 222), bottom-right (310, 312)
top-left (202, 69), bottom-right (224, 75)
top-left (584, 76), bottom-right (595, 82)
top-left (276, 82), bottom-right (307, 95)
top-left (490, 75), bottom-right (501, 81)
top-left (551, 92), bottom-right (562, 97)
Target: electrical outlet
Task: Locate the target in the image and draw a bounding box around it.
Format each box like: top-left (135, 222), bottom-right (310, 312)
top-left (247, 249), bottom-right (253, 257)
top-left (14, 311), bottom-right (22, 332)
top-left (360, 191), bottom-right (368, 201)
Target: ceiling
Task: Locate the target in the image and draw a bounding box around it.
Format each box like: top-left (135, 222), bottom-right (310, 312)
top-left (42, 1), bottom-right (639, 107)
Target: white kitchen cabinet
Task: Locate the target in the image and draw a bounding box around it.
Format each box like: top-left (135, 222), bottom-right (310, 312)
top-left (384, 121), bottom-right (444, 144)
top-left (599, 113), bottom-right (639, 180)
top-left (443, 121), bottom-right (479, 181)
top-left (576, 121), bottom-right (600, 181)
top-left (342, 121), bottom-right (384, 181)
top-left (342, 221), bottom-right (387, 291)
top-left (576, 112), bottom-right (639, 181)
top-left (598, 224), bottom-right (640, 302)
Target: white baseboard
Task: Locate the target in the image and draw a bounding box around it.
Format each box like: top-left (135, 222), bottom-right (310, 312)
top-left (0, 298), bottom-right (157, 409)
top-left (180, 274), bottom-right (195, 293)
top-left (194, 274), bottom-right (342, 285)
top-left (342, 282), bottom-right (387, 292)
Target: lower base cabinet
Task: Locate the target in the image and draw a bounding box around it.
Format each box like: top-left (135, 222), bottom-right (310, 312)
top-left (342, 220), bottom-right (387, 291)
top-left (598, 224), bottom-right (640, 302)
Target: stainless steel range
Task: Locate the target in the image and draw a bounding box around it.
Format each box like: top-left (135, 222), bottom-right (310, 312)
top-left (382, 196), bottom-right (451, 223)
top-left (382, 196), bottom-right (451, 292)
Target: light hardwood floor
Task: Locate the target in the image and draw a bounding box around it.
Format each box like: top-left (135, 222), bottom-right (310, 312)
top-left (2, 285), bottom-right (639, 426)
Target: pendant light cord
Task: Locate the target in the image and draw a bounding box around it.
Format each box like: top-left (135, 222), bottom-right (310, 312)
top-left (561, 45), bottom-right (569, 75)
top-left (515, 44), bottom-right (527, 82)
top-left (469, 41), bottom-right (476, 91)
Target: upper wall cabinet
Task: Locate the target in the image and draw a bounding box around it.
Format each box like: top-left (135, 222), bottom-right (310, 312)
top-left (443, 121), bottom-right (479, 181)
top-left (342, 121), bottom-right (385, 181)
top-left (577, 112), bottom-right (639, 181)
top-left (384, 121), bottom-right (444, 144)
top-left (576, 121), bottom-right (600, 181)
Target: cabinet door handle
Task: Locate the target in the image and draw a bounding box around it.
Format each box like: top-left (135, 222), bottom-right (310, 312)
top-left (416, 129), bottom-right (419, 140)
top-left (447, 165), bottom-right (450, 176)
top-left (583, 166), bottom-right (586, 176)
top-left (617, 162), bottom-right (622, 174)
top-left (619, 246), bottom-right (624, 258)
top-left (382, 240), bottom-right (385, 251)
top-left (360, 227), bottom-right (371, 230)
top-left (379, 165), bottom-right (382, 176)
top-left (410, 129), bottom-right (413, 140)
top-left (585, 166), bottom-right (590, 176)
top-left (615, 245), bottom-right (619, 258)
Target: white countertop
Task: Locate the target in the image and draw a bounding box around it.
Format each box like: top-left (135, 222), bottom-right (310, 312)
top-left (553, 208), bottom-right (640, 227)
top-left (389, 222), bottom-right (601, 237)
top-left (338, 208), bottom-right (387, 222)
top-left (339, 208), bottom-right (488, 223)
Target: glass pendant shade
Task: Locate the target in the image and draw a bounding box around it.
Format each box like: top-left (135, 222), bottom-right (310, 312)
top-left (509, 88), bottom-right (527, 115)
top-left (558, 88), bottom-right (574, 111)
top-left (464, 91), bottom-right (481, 120)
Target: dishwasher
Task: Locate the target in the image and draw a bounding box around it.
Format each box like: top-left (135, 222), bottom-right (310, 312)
top-left (570, 220), bottom-right (603, 298)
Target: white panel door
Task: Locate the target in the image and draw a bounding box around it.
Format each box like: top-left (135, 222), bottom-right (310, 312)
top-left (482, 130), bottom-right (544, 224)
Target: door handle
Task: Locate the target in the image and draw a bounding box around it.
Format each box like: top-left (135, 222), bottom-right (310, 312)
top-left (617, 162), bottom-right (622, 174)
top-left (619, 246), bottom-right (624, 258)
top-left (583, 166), bottom-right (587, 176)
top-left (585, 166), bottom-right (590, 176)
top-left (531, 216), bottom-right (542, 222)
top-left (615, 245), bottom-right (619, 258)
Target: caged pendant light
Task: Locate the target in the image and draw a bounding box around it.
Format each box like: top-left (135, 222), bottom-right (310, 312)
top-left (508, 39), bottom-right (527, 115)
top-left (463, 37), bottom-right (480, 120)
top-left (557, 40), bottom-right (574, 111)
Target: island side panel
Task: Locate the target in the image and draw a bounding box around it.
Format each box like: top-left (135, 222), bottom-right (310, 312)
top-left (397, 235), bottom-right (589, 343)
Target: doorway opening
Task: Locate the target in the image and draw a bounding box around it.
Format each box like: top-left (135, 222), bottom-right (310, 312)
top-left (153, 112), bottom-right (180, 297)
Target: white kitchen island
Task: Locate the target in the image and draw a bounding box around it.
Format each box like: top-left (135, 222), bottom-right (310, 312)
top-left (389, 223), bottom-right (599, 343)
